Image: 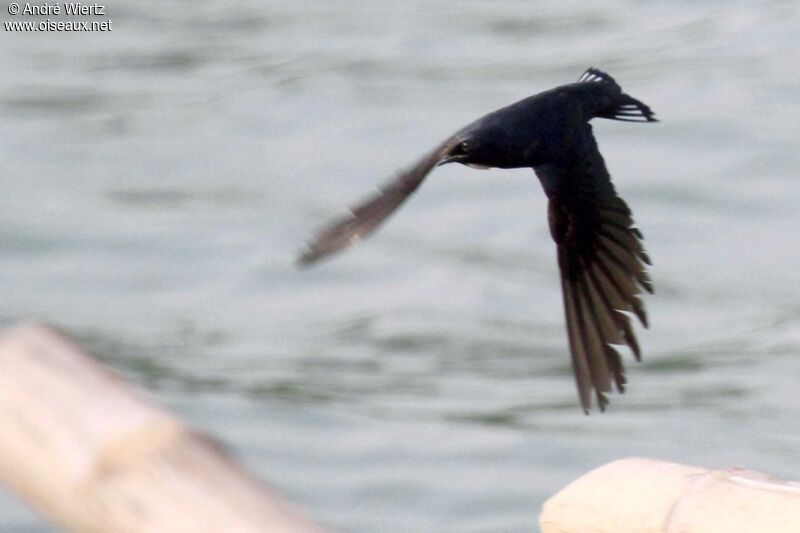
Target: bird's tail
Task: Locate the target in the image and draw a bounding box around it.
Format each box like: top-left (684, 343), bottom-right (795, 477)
top-left (578, 67), bottom-right (658, 123)
top-left (596, 93), bottom-right (657, 123)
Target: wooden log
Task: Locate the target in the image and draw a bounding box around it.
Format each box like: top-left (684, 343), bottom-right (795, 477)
top-left (541, 457), bottom-right (800, 532)
top-left (0, 323), bottom-right (325, 533)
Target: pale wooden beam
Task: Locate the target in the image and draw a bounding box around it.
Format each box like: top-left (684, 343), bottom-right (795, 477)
top-left (0, 323), bottom-right (325, 533)
top-left (541, 457), bottom-right (800, 532)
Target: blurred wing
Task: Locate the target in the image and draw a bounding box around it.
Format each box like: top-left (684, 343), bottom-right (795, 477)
top-left (298, 140), bottom-right (455, 265)
top-left (538, 149), bottom-right (652, 412)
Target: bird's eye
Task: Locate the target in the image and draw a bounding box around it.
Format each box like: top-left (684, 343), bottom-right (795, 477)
top-left (460, 141), bottom-right (473, 153)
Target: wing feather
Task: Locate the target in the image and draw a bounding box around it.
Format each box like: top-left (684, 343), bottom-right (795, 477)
top-left (298, 140), bottom-right (455, 265)
top-left (538, 137), bottom-right (651, 411)
top-left (561, 277), bottom-right (593, 410)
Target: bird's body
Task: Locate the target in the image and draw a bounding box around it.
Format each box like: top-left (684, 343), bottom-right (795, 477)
top-left (300, 68), bottom-right (657, 412)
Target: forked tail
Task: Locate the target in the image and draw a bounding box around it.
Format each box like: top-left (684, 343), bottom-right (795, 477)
top-left (578, 67), bottom-right (657, 123)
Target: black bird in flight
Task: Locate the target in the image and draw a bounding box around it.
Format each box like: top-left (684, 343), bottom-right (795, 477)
top-left (299, 68), bottom-right (656, 412)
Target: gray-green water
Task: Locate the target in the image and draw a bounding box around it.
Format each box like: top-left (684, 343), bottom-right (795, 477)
top-left (2, 1), bottom-right (799, 531)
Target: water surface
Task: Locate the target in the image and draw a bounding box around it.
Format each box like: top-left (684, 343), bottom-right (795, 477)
top-left (2, 1), bottom-right (799, 531)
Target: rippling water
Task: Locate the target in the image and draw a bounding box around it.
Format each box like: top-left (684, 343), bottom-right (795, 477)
top-left (2, 1), bottom-right (800, 531)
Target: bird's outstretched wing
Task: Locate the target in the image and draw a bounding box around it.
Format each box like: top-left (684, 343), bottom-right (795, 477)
top-left (298, 140), bottom-right (456, 265)
top-left (537, 141), bottom-right (652, 412)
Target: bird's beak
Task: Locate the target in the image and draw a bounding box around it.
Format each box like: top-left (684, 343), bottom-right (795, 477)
top-left (436, 154), bottom-right (466, 167)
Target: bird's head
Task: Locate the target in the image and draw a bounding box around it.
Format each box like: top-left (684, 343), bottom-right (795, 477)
top-left (436, 127), bottom-right (516, 169)
top-left (437, 138), bottom-right (484, 168)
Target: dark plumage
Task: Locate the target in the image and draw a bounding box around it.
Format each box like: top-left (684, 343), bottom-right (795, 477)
top-left (299, 68), bottom-right (657, 412)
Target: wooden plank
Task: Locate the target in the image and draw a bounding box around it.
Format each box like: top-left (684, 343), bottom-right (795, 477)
top-left (541, 457), bottom-right (800, 532)
top-left (0, 323), bottom-right (325, 533)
